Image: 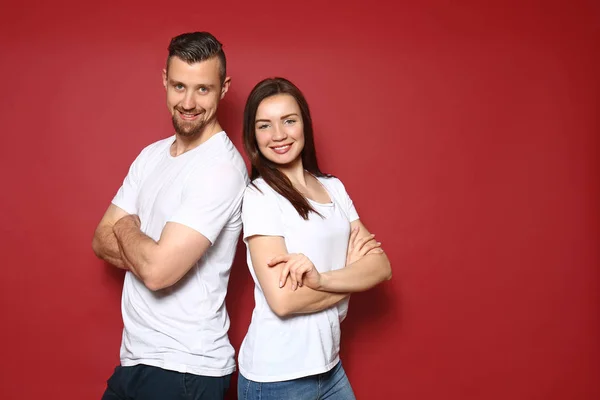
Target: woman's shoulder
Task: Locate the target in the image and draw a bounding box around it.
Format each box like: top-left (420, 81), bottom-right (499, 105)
top-left (244, 177), bottom-right (277, 199)
top-left (317, 175), bottom-right (347, 194)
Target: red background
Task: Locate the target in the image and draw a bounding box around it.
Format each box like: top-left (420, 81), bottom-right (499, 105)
top-left (1, 1), bottom-right (598, 399)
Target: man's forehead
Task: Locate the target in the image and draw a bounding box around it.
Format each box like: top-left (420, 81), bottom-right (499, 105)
top-left (167, 56), bottom-right (220, 71)
top-left (167, 62), bottom-right (220, 82)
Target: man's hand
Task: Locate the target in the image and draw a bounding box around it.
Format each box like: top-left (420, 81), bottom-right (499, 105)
top-left (113, 214), bottom-right (142, 238)
top-left (113, 214), bottom-right (141, 234)
top-left (92, 204), bottom-right (131, 269)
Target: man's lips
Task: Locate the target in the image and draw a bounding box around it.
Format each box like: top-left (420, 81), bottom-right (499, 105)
top-left (177, 110), bottom-right (201, 120)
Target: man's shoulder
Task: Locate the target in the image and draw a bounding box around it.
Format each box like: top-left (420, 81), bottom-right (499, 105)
top-left (136, 136), bottom-right (173, 160)
top-left (204, 132), bottom-right (248, 182)
top-left (211, 132), bottom-right (244, 159)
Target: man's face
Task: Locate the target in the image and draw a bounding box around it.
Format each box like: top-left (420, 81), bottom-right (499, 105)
top-left (162, 56), bottom-right (230, 137)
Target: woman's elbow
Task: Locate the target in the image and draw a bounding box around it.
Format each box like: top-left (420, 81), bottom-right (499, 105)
top-left (385, 265), bottom-right (393, 281)
top-left (271, 304), bottom-right (292, 318)
top-left (380, 255), bottom-right (392, 281)
top-left (268, 302), bottom-right (293, 318)
top-left (265, 294), bottom-right (294, 318)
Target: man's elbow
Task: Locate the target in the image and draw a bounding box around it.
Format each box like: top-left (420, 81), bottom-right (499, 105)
top-left (139, 261), bottom-right (186, 292)
top-left (91, 237), bottom-right (101, 258)
top-left (141, 270), bottom-right (173, 292)
top-left (139, 266), bottom-right (170, 292)
top-left (143, 278), bottom-right (170, 292)
top-left (92, 234), bottom-right (106, 260)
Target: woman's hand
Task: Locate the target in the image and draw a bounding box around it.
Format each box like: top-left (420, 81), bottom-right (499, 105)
top-left (267, 253), bottom-right (322, 291)
top-left (346, 225), bottom-right (382, 266)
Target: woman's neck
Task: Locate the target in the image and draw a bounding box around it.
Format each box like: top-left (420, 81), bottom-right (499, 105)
top-left (278, 158), bottom-right (307, 188)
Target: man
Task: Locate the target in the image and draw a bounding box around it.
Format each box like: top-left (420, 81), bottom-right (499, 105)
top-left (92, 32), bottom-right (248, 399)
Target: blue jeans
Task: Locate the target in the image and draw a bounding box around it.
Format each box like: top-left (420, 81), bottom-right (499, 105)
top-left (238, 361), bottom-right (355, 400)
top-left (101, 364), bottom-right (231, 400)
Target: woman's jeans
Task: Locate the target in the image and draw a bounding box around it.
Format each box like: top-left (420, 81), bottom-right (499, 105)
top-left (238, 361), bottom-right (356, 400)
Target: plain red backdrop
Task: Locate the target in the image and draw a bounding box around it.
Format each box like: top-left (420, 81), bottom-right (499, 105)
top-left (0, 0), bottom-right (598, 399)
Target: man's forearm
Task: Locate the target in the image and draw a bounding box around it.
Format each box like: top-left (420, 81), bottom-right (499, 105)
top-left (92, 226), bottom-right (127, 269)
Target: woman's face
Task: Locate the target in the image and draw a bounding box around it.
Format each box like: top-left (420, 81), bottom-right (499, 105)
top-left (254, 94), bottom-right (305, 166)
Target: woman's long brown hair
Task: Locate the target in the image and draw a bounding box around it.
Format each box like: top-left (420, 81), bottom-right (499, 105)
top-left (243, 77), bottom-right (330, 220)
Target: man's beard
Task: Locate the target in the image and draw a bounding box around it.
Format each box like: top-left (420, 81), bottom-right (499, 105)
top-left (171, 110), bottom-right (206, 137)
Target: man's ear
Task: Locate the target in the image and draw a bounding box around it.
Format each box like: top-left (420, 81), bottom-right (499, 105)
top-left (220, 76), bottom-right (231, 99)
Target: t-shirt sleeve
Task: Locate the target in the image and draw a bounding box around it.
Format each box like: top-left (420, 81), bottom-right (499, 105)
top-left (111, 148), bottom-right (148, 214)
top-left (331, 178), bottom-right (359, 222)
top-left (168, 163), bottom-right (247, 244)
top-left (337, 297), bottom-right (350, 323)
top-left (242, 183), bottom-right (284, 242)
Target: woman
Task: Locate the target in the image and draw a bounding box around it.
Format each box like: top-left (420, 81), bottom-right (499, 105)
top-left (238, 77), bottom-right (392, 399)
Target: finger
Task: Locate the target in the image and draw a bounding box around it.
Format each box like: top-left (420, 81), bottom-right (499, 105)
top-left (356, 234), bottom-right (376, 252)
top-left (268, 254), bottom-right (290, 267)
top-left (360, 241), bottom-right (382, 255)
top-left (288, 261), bottom-right (299, 291)
top-left (298, 256), bottom-right (313, 287)
top-left (352, 226), bottom-right (363, 247)
top-left (365, 246), bottom-right (384, 255)
top-left (295, 264), bottom-right (308, 288)
top-left (362, 246), bottom-right (383, 256)
top-left (279, 262), bottom-right (291, 288)
top-left (348, 226), bottom-right (359, 248)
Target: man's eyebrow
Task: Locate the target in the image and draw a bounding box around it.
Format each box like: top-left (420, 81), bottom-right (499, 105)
top-left (167, 80), bottom-right (217, 90)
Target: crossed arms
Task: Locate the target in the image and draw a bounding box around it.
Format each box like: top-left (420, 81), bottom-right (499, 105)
top-left (247, 219), bottom-right (392, 318)
top-left (92, 204), bottom-right (211, 291)
top-left (93, 202), bottom-right (391, 311)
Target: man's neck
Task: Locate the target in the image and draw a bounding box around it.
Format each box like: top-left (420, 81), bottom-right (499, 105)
top-left (171, 121), bottom-right (223, 157)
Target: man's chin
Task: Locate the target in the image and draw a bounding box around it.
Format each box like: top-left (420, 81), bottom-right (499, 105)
top-left (173, 119), bottom-right (204, 137)
top-left (177, 128), bottom-right (200, 137)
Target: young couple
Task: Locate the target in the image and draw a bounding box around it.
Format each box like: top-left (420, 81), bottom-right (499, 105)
top-left (93, 31), bottom-right (392, 400)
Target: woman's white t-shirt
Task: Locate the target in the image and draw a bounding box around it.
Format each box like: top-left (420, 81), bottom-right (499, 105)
top-left (239, 176), bottom-right (359, 382)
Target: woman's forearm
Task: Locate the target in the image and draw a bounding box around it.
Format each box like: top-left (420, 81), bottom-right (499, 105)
top-left (318, 253), bottom-right (392, 293)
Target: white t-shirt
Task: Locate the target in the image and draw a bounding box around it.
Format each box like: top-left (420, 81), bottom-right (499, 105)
top-left (239, 176), bottom-right (359, 382)
top-left (111, 131), bottom-right (248, 377)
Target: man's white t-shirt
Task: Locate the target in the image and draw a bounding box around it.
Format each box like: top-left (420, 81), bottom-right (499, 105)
top-left (111, 131), bottom-right (248, 377)
top-left (239, 176), bottom-right (359, 382)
